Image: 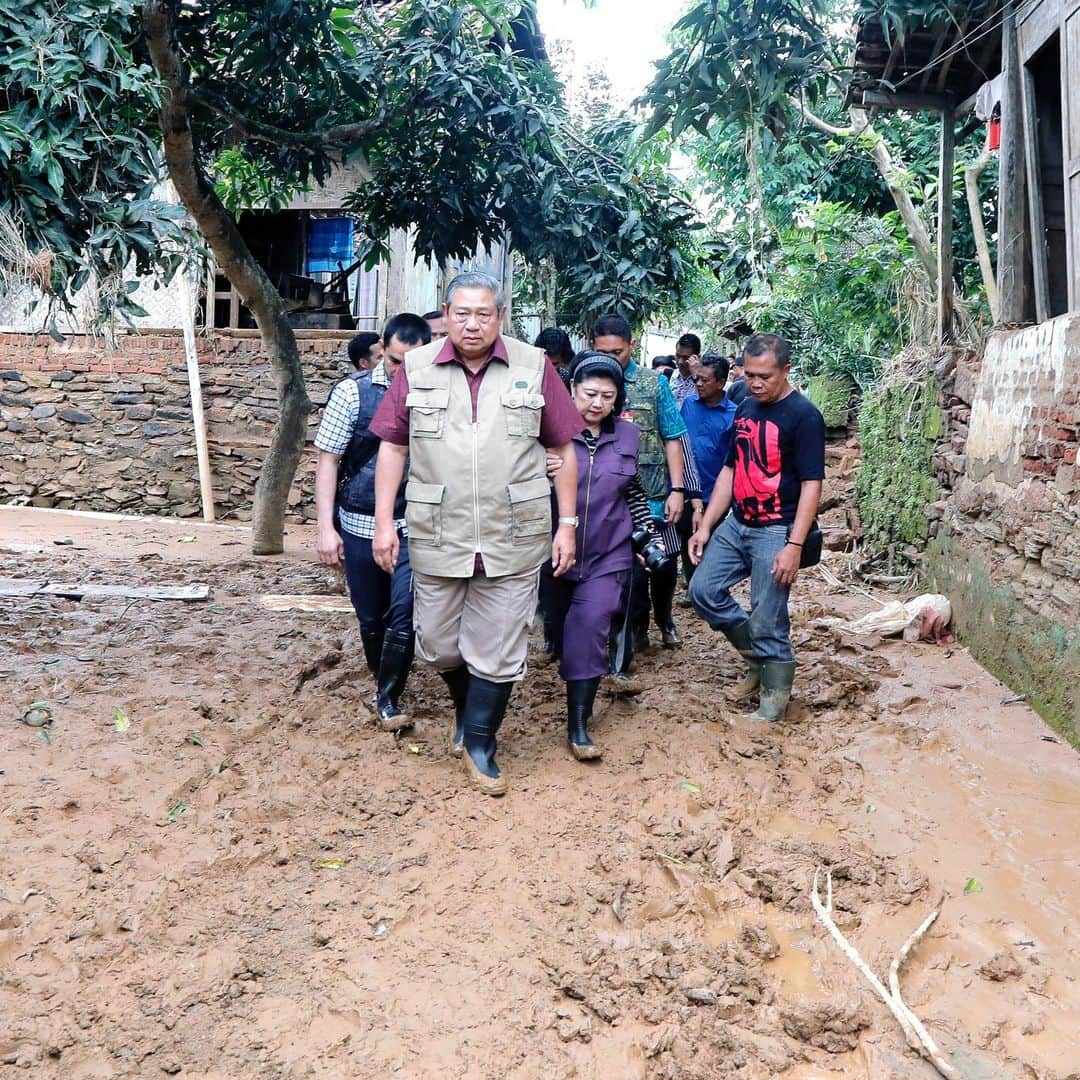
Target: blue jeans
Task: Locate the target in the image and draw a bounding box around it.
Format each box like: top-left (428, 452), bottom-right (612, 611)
top-left (342, 530), bottom-right (413, 638)
top-left (688, 515), bottom-right (793, 662)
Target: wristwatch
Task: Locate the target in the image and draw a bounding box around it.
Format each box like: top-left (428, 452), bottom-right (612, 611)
top-left (669, 486), bottom-right (686, 494)
top-left (558, 516), bottom-right (579, 527)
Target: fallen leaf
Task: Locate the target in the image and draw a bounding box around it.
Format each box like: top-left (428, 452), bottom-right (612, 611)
top-left (315, 859), bottom-right (344, 870)
top-left (679, 781), bottom-right (702, 795)
top-left (113, 707), bottom-right (130, 733)
top-left (164, 801), bottom-right (188, 824)
top-left (185, 733), bottom-right (205, 747)
top-left (964, 877), bottom-right (983, 894)
top-left (36, 727), bottom-right (51, 745)
top-left (407, 744), bottom-right (422, 755)
top-left (177, 535), bottom-right (197, 544)
top-left (866, 803), bottom-right (876, 813)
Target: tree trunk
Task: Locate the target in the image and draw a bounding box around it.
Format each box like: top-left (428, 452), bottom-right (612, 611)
top-left (795, 99), bottom-right (969, 328)
top-left (965, 144), bottom-right (998, 319)
top-left (142, 0), bottom-right (312, 555)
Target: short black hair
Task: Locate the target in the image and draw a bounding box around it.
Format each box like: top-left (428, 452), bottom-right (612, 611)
top-left (676, 333), bottom-right (701, 353)
top-left (534, 327), bottom-right (573, 364)
top-left (383, 312), bottom-right (432, 349)
top-left (591, 313), bottom-right (631, 343)
top-left (650, 354), bottom-right (675, 370)
top-left (743, 332), bottom-right (791, 368)
top-left (347, 332), bottom-right (380, 369)
top-left (422, 310), bottom-right (444, 323)
top-left (698, 353), bottom-right (731, 383)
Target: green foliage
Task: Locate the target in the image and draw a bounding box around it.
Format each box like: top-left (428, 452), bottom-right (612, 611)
top-left (711, 202), bottom-right (913, 385)
top-left (2, 0), bottom-right (695, 330)
top-left (0, 0), bottom-right (187, 327)
top-left (644, 0), bottom-right (839, 143)
top-left (856, 374), bottom-right (941, 556)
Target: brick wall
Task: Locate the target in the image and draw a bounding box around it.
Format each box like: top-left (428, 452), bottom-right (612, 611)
top-left (927, 316), bottom-right (1080, 739)
top-left (0, 330), bottom-right (354, 520)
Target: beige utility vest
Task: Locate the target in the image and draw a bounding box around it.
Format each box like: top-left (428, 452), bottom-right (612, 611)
top-left (403, 336), bottom-right (551, 578)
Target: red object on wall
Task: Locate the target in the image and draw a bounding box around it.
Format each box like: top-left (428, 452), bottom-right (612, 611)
top-left (988, 118), bottom-right (1001, 150)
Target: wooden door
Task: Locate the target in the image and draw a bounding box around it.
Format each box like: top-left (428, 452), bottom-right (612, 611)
top-left (1063, 0), bottom-right (1080, 311)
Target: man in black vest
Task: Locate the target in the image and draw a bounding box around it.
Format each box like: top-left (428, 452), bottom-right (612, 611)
top-left (314, 313), bottom-right (432, 730)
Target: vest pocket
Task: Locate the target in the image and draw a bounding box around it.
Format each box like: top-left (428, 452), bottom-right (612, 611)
top-left (500, 391), bottom-right (545, 437)
top-left (405, 481), bottom-right (445, 546)
top-left (406, 388), bottom-right (450, 439)
top-left (506, 477), bottom-right (552, 541)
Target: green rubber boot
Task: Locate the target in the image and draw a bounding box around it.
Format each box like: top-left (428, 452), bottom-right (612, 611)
top-left (722, 620), bottom-right (763, 701)
top-left (748, 661), bottom-right (796, 722)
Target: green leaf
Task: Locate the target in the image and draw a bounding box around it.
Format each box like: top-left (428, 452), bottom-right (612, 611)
top-left (963, 877), bottom-right (983, 894)
top-left (164, 801), bottom-right (188, 824)
top-left (113, 707), bottom-right (130, 733)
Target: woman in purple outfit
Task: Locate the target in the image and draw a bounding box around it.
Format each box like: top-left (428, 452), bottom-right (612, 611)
top-left (544, 352), bottom-right (663, 760)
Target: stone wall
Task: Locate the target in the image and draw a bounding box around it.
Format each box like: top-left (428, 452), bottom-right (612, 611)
top-left (928, 315), bottom-right (1080, 741)
top-left (0, 330), bottom-right (354, 520)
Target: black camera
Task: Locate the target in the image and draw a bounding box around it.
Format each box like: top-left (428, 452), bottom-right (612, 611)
top-left (631, 526), bottom-right (673, 573)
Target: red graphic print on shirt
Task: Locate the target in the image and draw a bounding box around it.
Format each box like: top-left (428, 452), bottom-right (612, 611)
top-left (731, 416), bottom-right (782, 523)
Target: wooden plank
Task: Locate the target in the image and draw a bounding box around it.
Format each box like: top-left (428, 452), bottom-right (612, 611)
top-left (0, 579), bottom-right (211, 601)
top-left (1019, 0), bottom-right (1062, 62)
top-left (856, 89), bottom-right (954, 111)
top-left (998, 2), bottom-right (1031, 324)
top-left (934, 19), bottom-right (968, 92)
top-left (1022, 67), bottom-right (1051, 322)
top-left (938, 106), bottom-right (957, 343)
top-left (921, 23), bottom-right (953, 92)
top-left (1064, 1), bottom-right (1080, 311)
top-left (259, 594), bottom-right (354, 614)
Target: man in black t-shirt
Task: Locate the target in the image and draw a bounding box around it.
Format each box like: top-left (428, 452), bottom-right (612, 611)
top-left (686, 333), bottom-right (824, 722)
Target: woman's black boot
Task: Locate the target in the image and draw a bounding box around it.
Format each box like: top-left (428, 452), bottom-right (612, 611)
top-left (566, 677), bottom-right (602, 761)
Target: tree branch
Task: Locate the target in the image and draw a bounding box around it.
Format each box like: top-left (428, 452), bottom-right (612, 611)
top-left (188, 82), bottom-right (432, 164)
top-left (142, 0), bottom-right (312, 555)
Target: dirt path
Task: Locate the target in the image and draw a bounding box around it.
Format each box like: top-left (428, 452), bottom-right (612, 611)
top-left (2, 507), bottom-right (1078, 1079)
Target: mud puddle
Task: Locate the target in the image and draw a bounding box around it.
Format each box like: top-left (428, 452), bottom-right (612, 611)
top-left (1, 506), bottom-right (1078, 1078)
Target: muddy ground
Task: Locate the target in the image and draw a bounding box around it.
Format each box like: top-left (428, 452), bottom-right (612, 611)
top-left (1, 506), bottom-right (1078, 1080)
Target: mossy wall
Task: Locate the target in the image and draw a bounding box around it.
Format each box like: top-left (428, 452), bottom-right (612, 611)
top-left (806, 375), bottom-right (852, 428)
top-left (926, 532), bottom-right (1080, 747)
top-left (855, 375), bottom-right (942, 557)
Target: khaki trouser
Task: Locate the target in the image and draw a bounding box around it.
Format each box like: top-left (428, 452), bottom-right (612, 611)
top-left (412, 567), bottom-right (541, 683)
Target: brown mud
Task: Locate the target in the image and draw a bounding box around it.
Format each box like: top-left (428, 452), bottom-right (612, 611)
top-left (1, 507), bottom-right (1078, 1079)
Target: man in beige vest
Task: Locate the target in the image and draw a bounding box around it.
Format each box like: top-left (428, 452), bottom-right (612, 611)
top-left (371, 272), bottom-right (582, 796)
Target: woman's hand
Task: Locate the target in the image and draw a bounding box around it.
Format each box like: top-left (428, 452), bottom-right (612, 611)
top-left (551, 523), bottom-right (576, 577)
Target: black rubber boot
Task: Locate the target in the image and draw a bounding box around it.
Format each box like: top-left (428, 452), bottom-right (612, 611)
top-left (359, 627), bottom-right (384, 677)
top-left (439, 666), bottom-right (470, 757)
top-left (374, 630), bottom-right (413, 732)
top-left (566, 678), bottom-right (602, 761)
top-left (461, 676), bottom-right (513, 796)
top-left (651, 559), bottom-right (680, 647)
